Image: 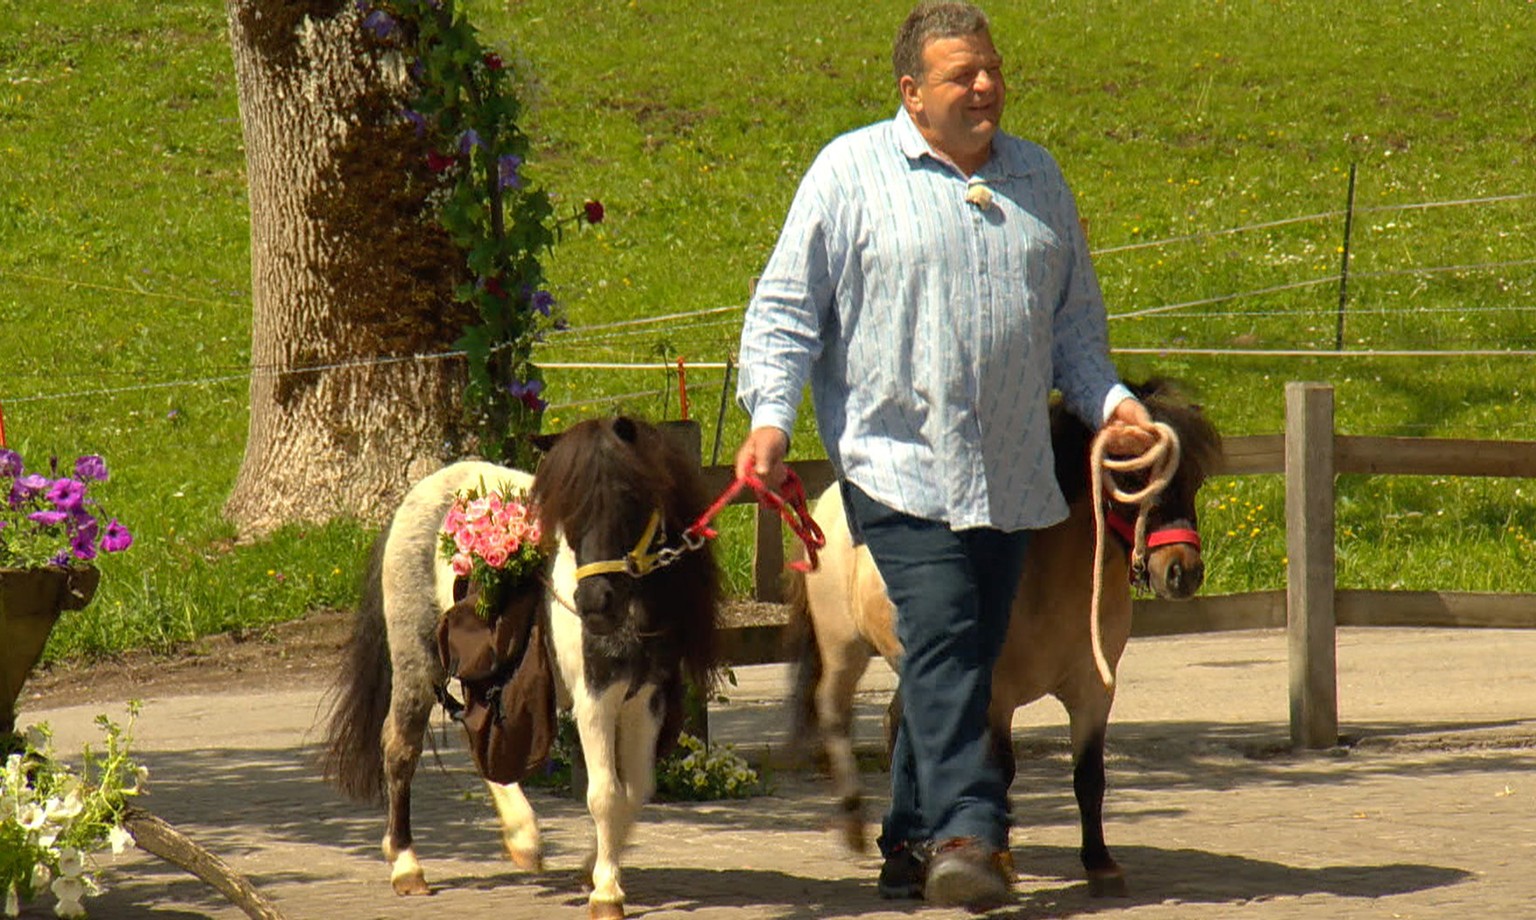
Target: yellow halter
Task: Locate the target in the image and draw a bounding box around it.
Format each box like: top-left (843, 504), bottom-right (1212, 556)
top-left (571, 509), bottom-right (666, 581)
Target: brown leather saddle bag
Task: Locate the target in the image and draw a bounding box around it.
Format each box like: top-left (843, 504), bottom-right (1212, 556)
top-left (435, 578), bottom-right (556, 785)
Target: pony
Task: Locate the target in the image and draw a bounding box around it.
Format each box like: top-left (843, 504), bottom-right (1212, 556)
top-left (787, 378), bottom-right (1222, 896)
top-left (320, 416), bottom-right (722, 920)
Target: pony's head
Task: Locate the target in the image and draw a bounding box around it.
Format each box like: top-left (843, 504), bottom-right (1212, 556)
top-left (529, 417), bottom-right (721, 679)
top-left (1054, 378), bottom-right (1223, 599)
top-left (1119, 378), bottom-right (1222, 598)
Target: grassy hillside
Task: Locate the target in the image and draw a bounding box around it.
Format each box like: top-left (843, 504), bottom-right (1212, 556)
top-left (1, 0), bottom-right (1532, 660)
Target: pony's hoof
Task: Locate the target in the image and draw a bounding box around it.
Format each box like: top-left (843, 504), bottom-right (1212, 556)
top-left (1087, 868), bottom-right (1129, 898)
top-left (390, 872), bottom-right (430, 897)
top-left (503, 847), bottom-right (546, 872)
top-left (833, 813), bottom-right (867, 853)
top-left (589, 900), bottom-right (625, 920)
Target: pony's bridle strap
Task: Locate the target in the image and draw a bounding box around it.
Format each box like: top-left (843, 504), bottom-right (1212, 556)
top-left (572, 509), bottom-right (666, 581)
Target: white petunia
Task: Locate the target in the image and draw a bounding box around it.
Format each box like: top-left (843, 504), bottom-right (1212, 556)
top-left (17, 802), bottom-right (46, 831)
top-left (109, 825), bottom-right (135, 855)
top-left (46, 791), bottom-right (85, 822)
top-left (56, 848), bottom-right (86, 879)
top-left (50, 875), bottom-right (86, 919)
top-left (30, 863), bottom-right (52, 891)
top-left (4, 882), bottom-right (18, 918)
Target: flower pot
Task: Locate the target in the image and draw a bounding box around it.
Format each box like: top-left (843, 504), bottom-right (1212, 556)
top-left (0, 566), bottom-right (99, 735)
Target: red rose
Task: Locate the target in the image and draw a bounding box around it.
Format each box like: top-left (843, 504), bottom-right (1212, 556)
top-left (426, 150), bottom-right (456, 173)
top-left (484, 52), bottom-right (504, 71)
top-left (583, 199), bottom-right (605, 224)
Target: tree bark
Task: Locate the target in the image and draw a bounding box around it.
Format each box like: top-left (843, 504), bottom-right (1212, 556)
top-left (223, 1), bottom-right (476, 536)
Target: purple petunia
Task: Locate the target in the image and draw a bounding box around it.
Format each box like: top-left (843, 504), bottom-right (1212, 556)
top-left (102, 519), bottom-right (133, 553)
top-left (401, 109), bottom-right (427, 138)
top-left (71, 525), bottom-right (99, 562)
top-left (2, 447), bottom-right (134, 568)
top-left (28, 510), bottom-right (68, 527)
top-left (12, 473), bottom-right (49, 504)
top-left (531, 290), bottom-right (555, 316)
top-left (47, 478), bottom-right (87, 512)
top-left (74, 454), bottom-right (109, 482)
top-left (458, 129), bottom-right (483, 156)
top-left (498, 154), bottom-right (523, 191)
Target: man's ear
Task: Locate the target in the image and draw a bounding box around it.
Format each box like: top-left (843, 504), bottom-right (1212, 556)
top-left (899, 74), bottom-right (922, 114)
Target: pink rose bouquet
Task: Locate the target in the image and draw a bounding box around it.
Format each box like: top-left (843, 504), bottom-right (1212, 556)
top-left (438, 484), bottom-right (546, 617)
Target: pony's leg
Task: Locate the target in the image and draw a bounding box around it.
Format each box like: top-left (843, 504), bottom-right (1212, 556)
top-left (574, 683), bottom-right (630, 920)
top-left (820, 644), bottom-right (873, 851)
top-left (380, 689), bottom-right (434, 896)
top-left (614, 686), bottom-right (663, 838)
top-left (486, 780), bottom-right (543, 871)
top-left (985, 700), bottom-right (1019, 877)
top-left (1063, 691), bottom-right (1127, 897)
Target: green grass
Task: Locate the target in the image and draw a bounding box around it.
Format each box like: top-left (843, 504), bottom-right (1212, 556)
top-left (2, 0), bottom-right (1534, 662)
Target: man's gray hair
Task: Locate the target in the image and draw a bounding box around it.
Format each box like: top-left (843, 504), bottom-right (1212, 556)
top-left (892, 2), bottom-right (990, 82)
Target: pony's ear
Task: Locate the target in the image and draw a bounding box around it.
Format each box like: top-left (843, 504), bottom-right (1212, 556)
top-left (529, 432), bottom-right (560, 455)
top-left (612, 416), bottom-right (639, 444)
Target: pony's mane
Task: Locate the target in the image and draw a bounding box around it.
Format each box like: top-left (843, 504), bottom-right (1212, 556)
top-left (529, 416), bottom-right (723, 688)
top-left (1051, 377), bottom-right (1224, 504)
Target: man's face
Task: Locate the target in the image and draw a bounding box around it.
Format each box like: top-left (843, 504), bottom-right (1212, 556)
top-left (901, 30), bottom-right (1006, 171)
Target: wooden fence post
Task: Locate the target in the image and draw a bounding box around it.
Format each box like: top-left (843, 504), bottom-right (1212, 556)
top-left (1285, 382), bottom-right (1338, 749)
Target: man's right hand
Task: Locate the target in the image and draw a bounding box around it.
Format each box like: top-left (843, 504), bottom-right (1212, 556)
top-left (734, 426), bottom-right (790, 491)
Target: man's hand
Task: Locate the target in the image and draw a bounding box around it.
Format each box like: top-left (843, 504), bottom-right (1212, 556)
top-left (1108, 396), bottom-right (1153, 431)
top-left (1101, 397), bottom-right (1158, 456)
top-left (734, 426), bottom-right (790, 491)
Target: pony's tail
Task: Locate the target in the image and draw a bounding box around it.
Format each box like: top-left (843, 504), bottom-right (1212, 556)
top-left (782, 547), bottom-right (823, 754)
top-left (319, 530), bottom-right (393, 804)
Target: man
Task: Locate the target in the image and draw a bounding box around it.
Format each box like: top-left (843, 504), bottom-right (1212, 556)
top-left (734, 1), bottom-right (1152, 909)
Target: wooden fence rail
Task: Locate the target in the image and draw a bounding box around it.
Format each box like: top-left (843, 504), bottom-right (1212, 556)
top-left (702, 382), bottom-right (1536, 749)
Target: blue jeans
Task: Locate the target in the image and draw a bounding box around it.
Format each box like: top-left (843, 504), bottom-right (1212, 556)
top-left (842, 482), bottom-right (1031, 856)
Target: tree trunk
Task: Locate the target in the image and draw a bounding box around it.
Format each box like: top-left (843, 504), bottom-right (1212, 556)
top-left (223, 1), bottom-right (476, 536)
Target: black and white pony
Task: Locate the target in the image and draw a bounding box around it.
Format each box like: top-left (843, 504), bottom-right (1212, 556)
top-left (321, 416), bottom-right (722, 920)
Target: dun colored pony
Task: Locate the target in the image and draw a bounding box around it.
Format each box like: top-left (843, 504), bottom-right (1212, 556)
top-left (321, 416), bottom-right (721, 920)
top-left (788, 379), bottom-right (1221, 896)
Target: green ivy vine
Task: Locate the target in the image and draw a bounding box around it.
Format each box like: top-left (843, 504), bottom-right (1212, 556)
top-left (358, 0), bottom-right (600, 464)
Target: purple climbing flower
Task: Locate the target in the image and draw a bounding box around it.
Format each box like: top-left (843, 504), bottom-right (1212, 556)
top-left (362, 9), bottom-right (397, 40)
top-left (498, 154), bottom-right (523, 191)
top-left (506, 378), bottom-right (547, 412)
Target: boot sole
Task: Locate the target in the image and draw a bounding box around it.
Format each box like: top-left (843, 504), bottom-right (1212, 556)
top-left (925, 857), bottom-right (1009, 910)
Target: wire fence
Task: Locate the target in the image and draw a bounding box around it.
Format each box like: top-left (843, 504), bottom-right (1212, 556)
top-left (4, 186), bottom-right (1534, 436)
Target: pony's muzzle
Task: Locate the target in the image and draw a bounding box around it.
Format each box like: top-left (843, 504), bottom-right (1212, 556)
top-left (573, 575), bottom-right (624, 634)
top-left (1157, 553), bottom-right (1204, 599)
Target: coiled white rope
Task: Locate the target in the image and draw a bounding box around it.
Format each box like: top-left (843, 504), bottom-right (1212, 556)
top-left (1089, 421), bottom-right (1182, 690)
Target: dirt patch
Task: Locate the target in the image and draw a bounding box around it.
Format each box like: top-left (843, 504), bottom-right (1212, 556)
top-left (20, 601), bottom-right (788, 713)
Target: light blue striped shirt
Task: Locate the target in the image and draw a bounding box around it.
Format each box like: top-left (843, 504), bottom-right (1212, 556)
top-left (737, 108), bottom-right (1132, 531)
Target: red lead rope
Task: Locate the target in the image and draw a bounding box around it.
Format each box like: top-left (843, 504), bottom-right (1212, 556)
top-left (685, 468), bottom-right (827, 572)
